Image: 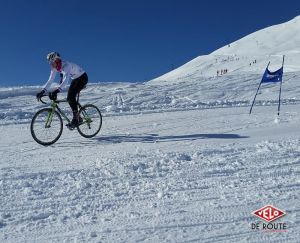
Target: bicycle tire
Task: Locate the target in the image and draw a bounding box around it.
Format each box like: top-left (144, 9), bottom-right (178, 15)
top-left (77, 104), bottom-right (102, 138)
top-left (31, 108), bottom-right (63, 146)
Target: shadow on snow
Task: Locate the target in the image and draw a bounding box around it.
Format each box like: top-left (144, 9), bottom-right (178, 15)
top-left (94, 133), bottom-right (249, 144)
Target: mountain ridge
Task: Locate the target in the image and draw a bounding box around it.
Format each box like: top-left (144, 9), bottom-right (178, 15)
top-left (152, 16), bottom-right (300, 82)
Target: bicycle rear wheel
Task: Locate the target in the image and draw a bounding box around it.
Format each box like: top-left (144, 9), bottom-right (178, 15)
top-left (77, 104), bottom-right (102, 138)
top-left (31, 108), bottom-right (63, 146)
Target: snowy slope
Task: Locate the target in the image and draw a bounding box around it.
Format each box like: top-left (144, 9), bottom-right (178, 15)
top-left (2, 70), bottom-right (300, 125)
top-left (212, 16), bottom-right (300, 56)
top-left (1, 99), bottom-right (300, 242)
top-left (1, 78), bottom-right (300, 242)
top-left (1, 16), bottom-right (300, 243)
top-left (152, 16), bottom-right (300, 82)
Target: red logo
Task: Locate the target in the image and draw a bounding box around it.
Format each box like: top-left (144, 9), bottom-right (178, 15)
top-left (252, 205), bottom-right (286, 222)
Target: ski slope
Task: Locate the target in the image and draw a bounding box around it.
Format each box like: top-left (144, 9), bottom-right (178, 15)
top-left (1, 76), bottom-right (300, 242)
top-left (152, 16), bottom-right (300, 82)
top-left (1, 16), bottom-right (300, 242)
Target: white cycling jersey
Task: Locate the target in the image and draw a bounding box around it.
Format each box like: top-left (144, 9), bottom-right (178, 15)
top-left (42, 61), bottom-right (85, 92)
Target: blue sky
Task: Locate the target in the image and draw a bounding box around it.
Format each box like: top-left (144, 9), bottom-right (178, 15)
top-left (1, 0), bottom-right (300, 86)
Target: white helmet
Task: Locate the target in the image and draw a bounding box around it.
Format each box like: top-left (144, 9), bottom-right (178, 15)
top-left (47, 52), bottom-right (60, 63)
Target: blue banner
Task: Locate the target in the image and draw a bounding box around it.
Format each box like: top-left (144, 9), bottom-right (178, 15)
top-left (261, 67), bottom-right (283, 83)
top-left (250, 56), bottom-right (285, 115)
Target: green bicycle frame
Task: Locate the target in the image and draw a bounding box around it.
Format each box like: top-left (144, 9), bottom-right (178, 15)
top-left (45, 99), bottom-right (92, 127)
top-left (45, 100), bottom-right (70, 127)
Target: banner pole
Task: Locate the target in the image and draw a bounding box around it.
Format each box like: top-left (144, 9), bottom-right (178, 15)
top-left (249, 62), bottom-right (270, 114)
top-left (277, 55), bottom-right (285, 116)
top-left (249, 81), bottom-right (262, 114)
top-left (278, 80), bottom-right (283, 116)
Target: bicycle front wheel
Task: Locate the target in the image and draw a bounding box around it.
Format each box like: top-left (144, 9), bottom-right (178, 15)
top-left (31, 108), bottom-right (63, 146)
top-left (77, 104), bottom-right (102, 138)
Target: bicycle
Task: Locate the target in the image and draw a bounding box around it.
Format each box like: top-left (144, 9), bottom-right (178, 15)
top-left (31, 93), bottom-right (102, 146)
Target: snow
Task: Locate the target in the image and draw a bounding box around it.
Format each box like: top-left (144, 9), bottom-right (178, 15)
top-left (1, 16), bottom-right (300, 242)
top-left (152, 16), bottom-right (300, 82)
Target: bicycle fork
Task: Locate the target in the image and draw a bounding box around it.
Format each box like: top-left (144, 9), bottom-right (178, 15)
top-left (45, 104), bottom-right (56, 128)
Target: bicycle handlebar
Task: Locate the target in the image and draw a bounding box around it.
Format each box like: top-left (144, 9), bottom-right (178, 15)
top-left (38, 94), bottom-right (68, 104)
top-left (40, 95), bottom-right (48, 104)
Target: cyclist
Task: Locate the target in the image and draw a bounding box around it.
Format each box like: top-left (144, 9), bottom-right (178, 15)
top-left (36, 52), bottom-right (88, 128)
